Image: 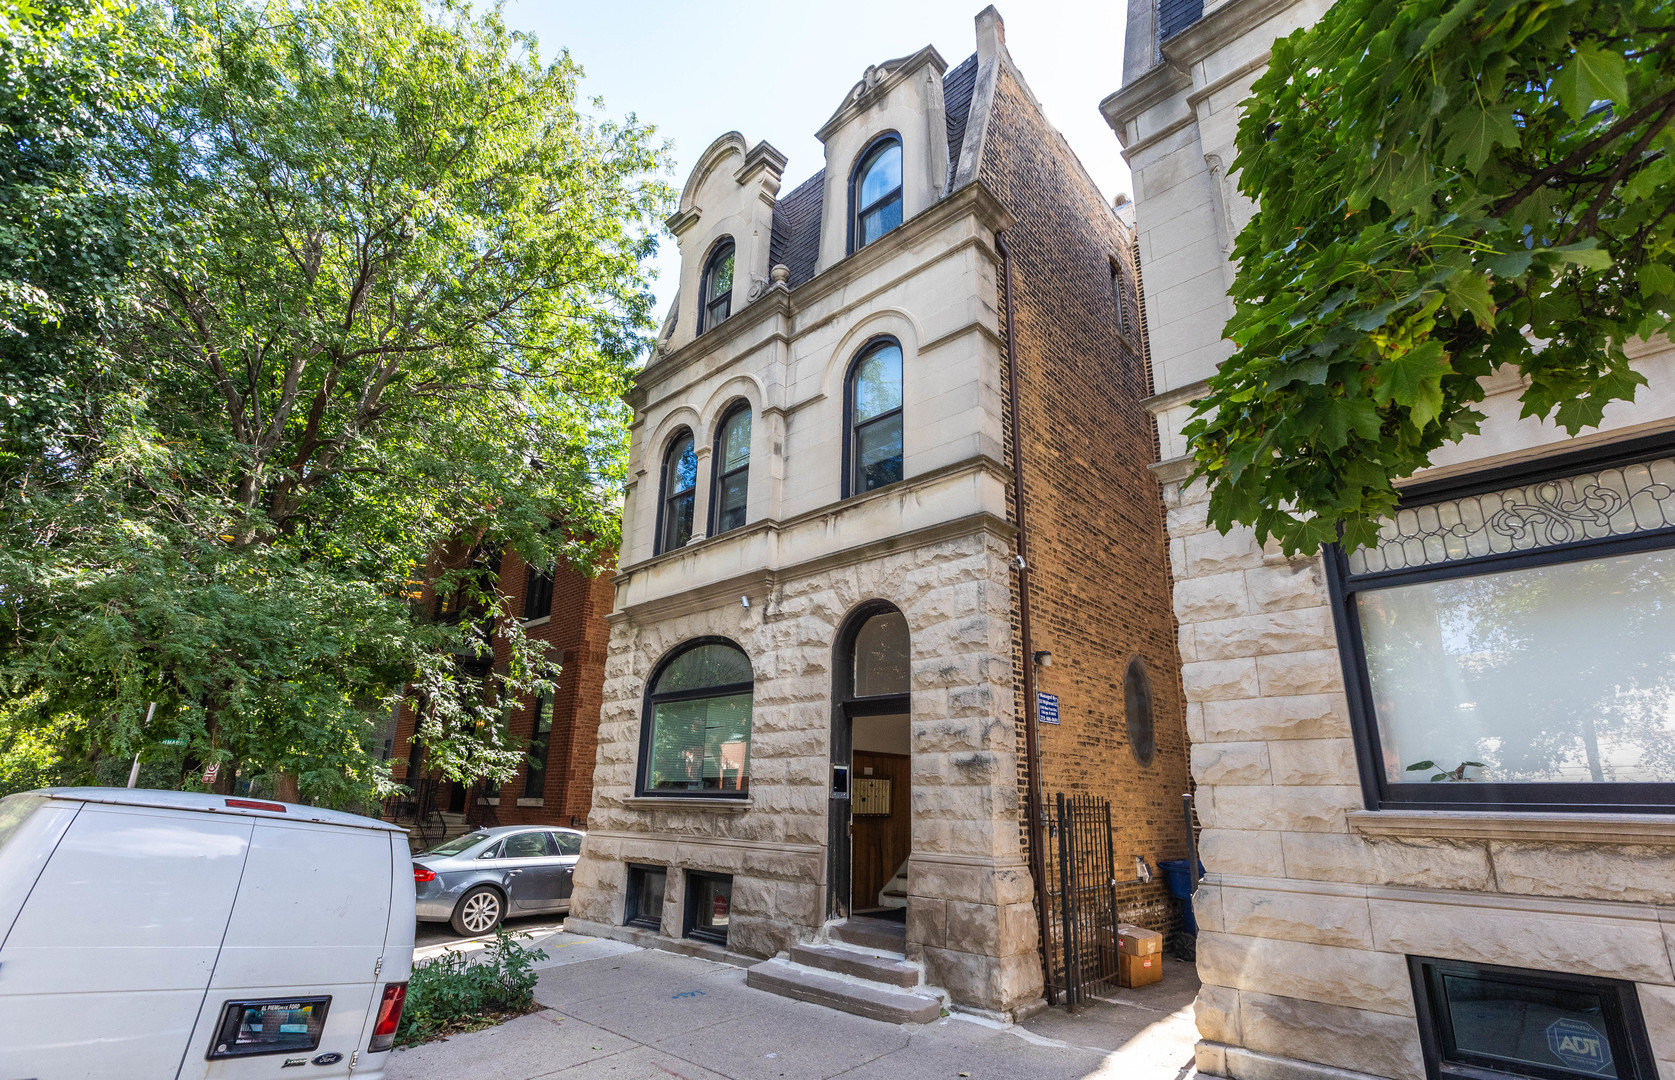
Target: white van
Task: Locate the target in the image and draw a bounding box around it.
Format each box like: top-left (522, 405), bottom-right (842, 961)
top-left (0, 788), bottom-right (416, 1079)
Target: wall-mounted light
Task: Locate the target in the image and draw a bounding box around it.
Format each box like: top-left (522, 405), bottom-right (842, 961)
top-left (1033, 650), bottom-right (1053, 668)
top-left (740, 595), bottom-right (750, 610)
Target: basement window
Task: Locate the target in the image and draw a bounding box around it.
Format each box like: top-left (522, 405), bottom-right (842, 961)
top-left (1410, 956), bottom-right (1657, 1080)
top-left (624, 865), bottom-right (666, 931)
top-left (683, 871), bottom-right (732, 947)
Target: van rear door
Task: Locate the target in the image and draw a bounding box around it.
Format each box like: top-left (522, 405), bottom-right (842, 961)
top-left (0, 803), bottom-right (253, 1079)
top-left (186, 817), bottom-right (393, 1079)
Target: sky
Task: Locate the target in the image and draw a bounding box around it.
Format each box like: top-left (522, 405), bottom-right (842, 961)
top-left (500, 0), bottom-right (1132, 320)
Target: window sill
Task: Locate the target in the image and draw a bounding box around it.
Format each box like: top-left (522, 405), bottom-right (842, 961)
top-left (521, 616), bottom-right (551, 627)
top-left (624, 796), bottom-right (752, 813)
top-left (516, 798), bottom-right (543, 807)
top-left (1348, 809), bottom-right (1675, 846)
top-left (481, 797), bottom-right (499, 806)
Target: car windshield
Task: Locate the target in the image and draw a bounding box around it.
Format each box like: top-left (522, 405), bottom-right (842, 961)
top-left (423, 831), bottom-right (490, 857)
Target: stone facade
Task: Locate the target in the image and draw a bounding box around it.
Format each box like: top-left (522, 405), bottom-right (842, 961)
top-left (565, 7), bottom-right (1188, 1019)
top-left (1103, 1), bottom-right (1675, 1078)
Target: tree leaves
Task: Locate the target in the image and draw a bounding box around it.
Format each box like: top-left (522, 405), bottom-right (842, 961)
top-left (1185, 0), bottom-right (1675, 557)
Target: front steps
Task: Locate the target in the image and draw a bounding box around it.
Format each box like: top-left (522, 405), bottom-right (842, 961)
top-left (746, 918), bottom-right (943, 1025)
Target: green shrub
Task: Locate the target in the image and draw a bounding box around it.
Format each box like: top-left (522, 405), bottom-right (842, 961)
top-left (396, 929), bottom-right (543, 1046)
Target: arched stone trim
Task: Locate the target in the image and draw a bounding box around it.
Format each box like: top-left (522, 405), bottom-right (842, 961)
top-left (679, 131), bottom-right (748, 213)
top-left (820, 308), bottom-right (924, 403)
top-left (696, 375), bottom-right (766, 445)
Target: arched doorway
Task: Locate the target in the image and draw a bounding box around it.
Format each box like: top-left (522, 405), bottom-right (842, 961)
top-left (828, 602), bottom-right (911, 922)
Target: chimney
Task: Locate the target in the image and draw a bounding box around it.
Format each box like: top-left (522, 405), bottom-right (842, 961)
top-left (976, 6), bottom-right (1005, 65)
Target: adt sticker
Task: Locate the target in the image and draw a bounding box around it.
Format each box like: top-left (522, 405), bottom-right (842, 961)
top-left (1547, 1018), bottom-right (1612, 1074)
top-left (1037, 692), bottom-right (1060, 725)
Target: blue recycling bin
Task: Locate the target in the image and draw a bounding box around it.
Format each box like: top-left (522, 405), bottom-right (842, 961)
top-left (1157, 859), bottom-right (1204, 935)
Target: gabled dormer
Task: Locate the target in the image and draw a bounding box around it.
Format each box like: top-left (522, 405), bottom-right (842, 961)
top-left (814, 46), bottom-right (951, 273)
top-left (663, 133), bottom-right (787, 354)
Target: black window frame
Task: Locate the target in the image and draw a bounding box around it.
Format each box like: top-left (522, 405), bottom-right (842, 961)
top-left (699, 239), bottom-right (735, 334)
top-left (682, 869), bottom-right (734, 947)
top-left (1124, 655), bottom-right (1156, 767)
top-left (842, 336), bottom-right (905, 499)
top-left (522, 692), bottom-right (553, 800)
top-left (848, 133), bottom-right (904, 254)
top-left (1409, 955), bottom-right (1657, 1080)
top-left (634, 636), bottom-right (754, 800)
top-left (624, 863), bottom-right (667, 930)
top-left (523, 562), bottom-right (554, 621)
top-left (709, 401), bottom-right (752, 537)
top-left (654, 428), bottom-right (698, 556)
top-left (1326, 434), bottom-right (1675, 815)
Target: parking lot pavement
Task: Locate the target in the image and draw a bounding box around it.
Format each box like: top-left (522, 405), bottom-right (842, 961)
top-left (389, 931), bottom-right (1201, 1080)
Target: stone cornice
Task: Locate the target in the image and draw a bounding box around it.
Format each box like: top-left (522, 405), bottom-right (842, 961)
top-left (1141, 377), bottom-right (1210, 417)
top-left (1148, 454), bottom-right (1195, 484)
top-left (1348, 809), bottom-right (1675, 847)
top-left (632, 183), bottom-right (1011, 402)
top-left (621, 797), bottom-right (752, 814)
top-left (1099, 62), bottom-right (1192, 139)
top-left (1161, 0), bottom-right (1301, 69)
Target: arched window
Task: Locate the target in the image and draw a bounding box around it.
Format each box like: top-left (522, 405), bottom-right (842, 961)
top-left (711, 403), bottom-right (751, 536)
top-left (700, 240), bottom-right (735, 333)
top-left (640, 639), bottom-right (754, 796)
top-left (851, 136), bottom-right (903, 251)
top-left (845, 339), bottom-right (904, 496)
top-left (657, 430), bottom-right (697, 554)
top-left (1125, 655), bottom-right (1156, 766)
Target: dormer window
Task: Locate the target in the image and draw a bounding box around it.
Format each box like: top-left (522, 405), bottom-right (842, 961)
top-left (657, 429), bottom-right (698, 554)
top-left (700, 240), bottom-right (735, 333)
top-left (851, 136), bottom-right (903, 252)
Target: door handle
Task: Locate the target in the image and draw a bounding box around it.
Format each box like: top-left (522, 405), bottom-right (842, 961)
top-left (507, 869), bottom-right (523, 876)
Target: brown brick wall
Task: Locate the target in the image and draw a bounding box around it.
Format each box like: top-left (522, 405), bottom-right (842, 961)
top-left (390, 548), bottom-right (613, 829)
top-left (982, 65), bottom-right (1191, 933)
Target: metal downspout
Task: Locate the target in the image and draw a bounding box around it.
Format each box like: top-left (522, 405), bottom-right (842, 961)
top-left (996, 230), bottom-right (1053, 1002)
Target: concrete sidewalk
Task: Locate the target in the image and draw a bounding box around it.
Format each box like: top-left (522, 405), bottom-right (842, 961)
top-left (388, 931), bottom-right (1200, 1080)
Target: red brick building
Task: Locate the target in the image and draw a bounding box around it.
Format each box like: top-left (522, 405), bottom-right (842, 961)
top-left (389, 547), bottom-right (613, 835)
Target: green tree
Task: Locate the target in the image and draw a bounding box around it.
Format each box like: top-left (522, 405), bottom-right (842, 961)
top-left (0, 0), bottom-right (671, 802)
top-left (1186, 0), bottom-right (1675, 555)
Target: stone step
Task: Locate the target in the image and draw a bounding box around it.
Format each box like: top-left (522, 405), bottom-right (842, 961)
top-left (789, 943), bottom-right (921, 988)
top-left (746, 959), bottom-right (941, 1024)
top-left (829, 918), bottom-right (907, 953)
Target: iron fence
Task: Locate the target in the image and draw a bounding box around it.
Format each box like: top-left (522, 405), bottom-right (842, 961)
top-left (1040, 792), bottom-right (1122, 1010)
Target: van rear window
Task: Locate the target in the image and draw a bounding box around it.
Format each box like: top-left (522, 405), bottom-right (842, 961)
top-left (0, 795), bottom-right (44, 854)
top-left (207, 997), bottom-right (330, 1059)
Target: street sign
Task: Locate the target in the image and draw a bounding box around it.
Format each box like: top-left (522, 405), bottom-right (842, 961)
top-left (202, 762), bottom-right (220, 785)
top-left (1037, 692), bottom-right (1060, 725)
top-left (161, 738), bottom-right (187, 746)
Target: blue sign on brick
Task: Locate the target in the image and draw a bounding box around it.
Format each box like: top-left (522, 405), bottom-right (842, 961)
top-left (1547, 1018), bottom-right (1612, 1074)
top-left (1036, 692), bottom-right (1060, 725)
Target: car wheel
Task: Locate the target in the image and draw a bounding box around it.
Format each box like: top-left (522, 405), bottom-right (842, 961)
top-left (451, 886), bottom-right (504, 936)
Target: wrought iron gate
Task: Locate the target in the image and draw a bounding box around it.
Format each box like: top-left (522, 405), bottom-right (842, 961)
top-left (1041, 792), bottom-right (1121, 1010)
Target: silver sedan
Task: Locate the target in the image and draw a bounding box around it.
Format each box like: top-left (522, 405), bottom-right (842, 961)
top-left (412, 825), bottom-right (584, 936)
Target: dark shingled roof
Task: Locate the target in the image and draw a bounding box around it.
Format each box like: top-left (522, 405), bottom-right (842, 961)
top-left (767, 52), bottom-right (980, 291)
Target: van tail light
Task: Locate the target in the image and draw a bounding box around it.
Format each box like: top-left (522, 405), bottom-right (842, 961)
top-left (225, 798), bottom-right (286, 812)
top-left (413, 864), bottom-right (436, 883)
top-left (368, 982), bottom-right (407, 1052)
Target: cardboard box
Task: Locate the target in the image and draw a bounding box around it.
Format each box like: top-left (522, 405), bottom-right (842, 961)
top-left (1117, 924), bottom-right (1163, 956)
top-left (1119, 950), bottom-right (1162, 988)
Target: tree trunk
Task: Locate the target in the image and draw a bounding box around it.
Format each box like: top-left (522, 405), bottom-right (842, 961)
top-left (274, 770), bottom-right (301, 803)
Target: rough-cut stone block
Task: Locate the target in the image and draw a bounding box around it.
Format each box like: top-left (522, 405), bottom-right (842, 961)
top-left (1202, 695), bottom-right (1352, 742)
top-left (1244, 561), bottom-right (1329, 613)
top-left (1268, 739), bottom-right (1361, 786)
top-left (1218, 883), bottom-right (1374, 950)
top-left (1184, 658), bottom-right (1260, 703)
top-left (1176, 571), bottom-right (1252, 622)
top-left (1282, 832), bottom-right (1493, 890)
top-left (1196, 982), bottom-right (1242, 1044)
top-left (1194, 608), bottom-right (1337, 661)
top-left (1370, 897), bottom-right (1674, 984)
top-left (1637, 983), bottom-right (1675, 1064)
top-left (1198, 932), bottom-right (1413, 1015)
top-left (1212, 785), bottom-right (1358, 833)
top-left (1193, 741), bottom-right (1272, 785)
top-left (1489, 843), bottom-right (1675, 905)
top-left (1238, 991), bottom-right (1426, 1080)
top-left (1256, 650), bottom-right (1345, 697)
top-left (1187, 528), bottom-right (1269, 577)
top-left (1200, 829), bottom-right (1286, 878)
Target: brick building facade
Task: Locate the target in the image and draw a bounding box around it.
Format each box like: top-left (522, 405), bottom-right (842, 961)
top-left (389, 548), bottom-right (613, 832)
top-left (564, 7), bottom-right (1189, 1021)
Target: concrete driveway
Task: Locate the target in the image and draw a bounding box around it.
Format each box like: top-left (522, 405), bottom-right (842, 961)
top-left (391, 930), bottom-right (1200, 1080)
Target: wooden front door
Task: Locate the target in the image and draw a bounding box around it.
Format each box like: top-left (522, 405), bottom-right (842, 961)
top-left (851, 751), bottom-right (910, 913)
